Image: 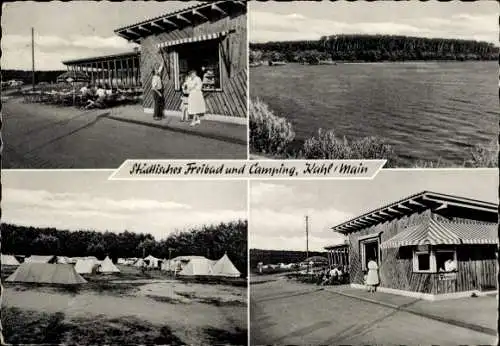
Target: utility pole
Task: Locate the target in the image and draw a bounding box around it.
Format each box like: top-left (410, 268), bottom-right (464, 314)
top-left (305, 215), bottom-right (309, 260)
top-left (31, 27), bottom-right (35, 90)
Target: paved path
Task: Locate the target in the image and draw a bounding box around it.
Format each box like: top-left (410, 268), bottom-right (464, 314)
top-left (251, 280), bottom-right (497, 345)
top-left (2, 99), bottom-right (246, 168)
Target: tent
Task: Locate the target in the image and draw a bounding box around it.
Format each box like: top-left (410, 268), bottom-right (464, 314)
top-left (1, 254), bottom-right (20, 266)
top-left (25, 255), bottom-right (56, 264)
top-left (6, 263), bottom-right (87, 285)
top-left (165, 255), bottom-right (208, 271)
top-left (117, 258), bottom-right (127, 265)
top-left (75, 259), bottom-right (100, 274)
top-left (144, 255), bottom-right (159, 268)
top-left (134, 258), bottom-right (145, 267)
top-left (179, 257), bottom-right (215, 276)
top-left (98, 256), bottom-right (120, 274)
top-left (57, 256), bottom-right (70, 264)
top-left (211, 254), bottom-right (241, 278)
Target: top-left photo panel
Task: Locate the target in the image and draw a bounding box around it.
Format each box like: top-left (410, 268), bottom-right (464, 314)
top-left (2, 0), bottom-right (248, 169)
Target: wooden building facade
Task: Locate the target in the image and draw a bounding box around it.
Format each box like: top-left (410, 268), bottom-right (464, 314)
top-left (63, 51), bottom-right (141, 87)
top-left (115, 1), bottom-right (247, 122)
top-left (331, 191), bottom-right (498, 300)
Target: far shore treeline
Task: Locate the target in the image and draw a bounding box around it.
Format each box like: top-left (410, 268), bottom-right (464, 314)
top-left (250, 248), bottom-right (327, 270)
top-left (2, 220), bottom-right (248, 275)
top-left (250, 35), bottom-right (499, 63)
top-left (2, 70), bottom-right (65, 84)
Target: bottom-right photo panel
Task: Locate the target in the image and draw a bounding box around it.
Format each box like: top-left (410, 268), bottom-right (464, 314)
top-left (249, 169), bottom-right (498, 346)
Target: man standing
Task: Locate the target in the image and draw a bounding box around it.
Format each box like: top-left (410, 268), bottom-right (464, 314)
top-left (152, 63), bottom-right (164, 120)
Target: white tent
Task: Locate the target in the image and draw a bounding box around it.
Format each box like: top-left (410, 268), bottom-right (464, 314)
top-left (57, 256), bottom-right (70, 264)
top-left (25, 255), bottom-right (56, 264)
top-left (1, 254), bottom-right (20, 266)
top-left (144, 255), bottom-right (159, 268)
top-left (98, 256), bottom-right (120, 274)
top-left (179, 257), bottom-right (215, 276)
top-left (211, 254), bottom-right (241, 278)
top-left (117, 258), bottom-right (126, 265)
top-left (134, 258), bottom-right (145, 267)
top-left (75, 259), bottom-right (99, 274)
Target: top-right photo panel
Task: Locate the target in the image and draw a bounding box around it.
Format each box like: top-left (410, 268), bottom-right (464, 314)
top-left (248, 1), bottom-right (498, 167)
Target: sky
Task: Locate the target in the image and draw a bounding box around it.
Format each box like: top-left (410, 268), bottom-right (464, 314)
top-left (250, 169), bottom-right (498, 252)
top-left (250, 1), bottom-right (499, 44)
top-left (1, 171), bottom-right (247, 240)
top-left (1, 1), bottom-right (200, 70)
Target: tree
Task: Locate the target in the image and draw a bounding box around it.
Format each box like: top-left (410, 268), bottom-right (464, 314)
top-left (31, 234), bottom-right (60, 255)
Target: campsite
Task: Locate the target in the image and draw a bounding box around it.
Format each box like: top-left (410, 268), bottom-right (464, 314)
top-left (1, 221), bottom-right (248, 345)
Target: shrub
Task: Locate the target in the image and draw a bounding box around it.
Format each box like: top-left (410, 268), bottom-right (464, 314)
top-left (302, 129), bottom-right (396, 164)
top-left (466, 140), bottom-right (498, 168)
top-left (249, 98), bottom-right (295, 156)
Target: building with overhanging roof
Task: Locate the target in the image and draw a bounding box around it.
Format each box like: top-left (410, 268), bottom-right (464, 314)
top-left (324, 243), bottom-right (349, 270)
top-left (331, 191), bottom-right (498, 300)
top-left (114, 0), bottom-right (247, 123)
top-left (62, 50), bottom-right (141, 87)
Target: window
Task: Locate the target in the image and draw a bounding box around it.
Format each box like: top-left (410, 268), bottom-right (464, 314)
top-left (174, 39), bottom-right (222, 91)
top-left (360, 237), bottom-right (380, 271)
top-left (412, 248), bottom-right (457, 273)
top-left (414, 251), bottom-right (432, 272)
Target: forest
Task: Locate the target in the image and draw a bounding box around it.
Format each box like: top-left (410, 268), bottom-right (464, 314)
top-left (249, 249), bottom-right (327, 270)
top-left (250, 35), bottom-right (499, 63)
top-left (2, 220), bottom-right (248, 275)
top-left (2, 70), bottom-right (65, 84)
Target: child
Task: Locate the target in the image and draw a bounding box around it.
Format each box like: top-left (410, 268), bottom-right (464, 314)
top-left (180, 78), bottom-right (189, 122)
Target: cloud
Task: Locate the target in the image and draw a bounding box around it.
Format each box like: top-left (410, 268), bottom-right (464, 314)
top-left (1, 188), bottom-right (246, 239)
top-left (250, 11), bottom-right (498, 44)
top-left (3, 188), bottom-right (191, 212)
top-left (1, 34), bottom-right (136, 70)
top-left (250, 207), bottom-right (350, 251)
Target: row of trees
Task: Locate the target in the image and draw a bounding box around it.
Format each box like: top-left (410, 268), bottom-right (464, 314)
top-left (250, 35), bottom-right (499, 63)
top-left (2, 220), bottom-right (248, 275)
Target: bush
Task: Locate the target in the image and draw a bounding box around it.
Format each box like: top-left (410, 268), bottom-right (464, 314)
top-left (249, 98), bottom-right (295, 156)
top-left (466, 140), bottom-right (498, 168)
top-left (302, 129), bottom-right (396, 164)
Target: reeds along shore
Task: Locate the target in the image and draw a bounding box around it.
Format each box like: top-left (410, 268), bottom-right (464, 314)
top-left (249, 98), bottom-right (498, 168)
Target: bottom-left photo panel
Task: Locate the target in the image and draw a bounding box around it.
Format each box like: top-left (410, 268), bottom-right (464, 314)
top-left (1, 170), bottom-right (248, 346)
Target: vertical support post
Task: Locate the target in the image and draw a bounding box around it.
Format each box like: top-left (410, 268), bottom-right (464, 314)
top-left (125, 58), bottom-right (130, 87)
top-left (132, 56), bottom-right (136, 86)
top-left (32, 27), bottom-right (35, 90)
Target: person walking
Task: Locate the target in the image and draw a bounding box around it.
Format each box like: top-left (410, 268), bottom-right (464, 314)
top-left (186, 69), bottom-right (206, 126)
top-left (366, 259), bottom-right (379, 293)
top-left (152, 63), bottom-right (164, 120)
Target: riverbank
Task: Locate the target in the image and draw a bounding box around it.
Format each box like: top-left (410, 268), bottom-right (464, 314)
top-left (249, 98), bottom-right (497, 168)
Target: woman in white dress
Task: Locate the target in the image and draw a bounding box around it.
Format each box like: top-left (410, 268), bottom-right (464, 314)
top-left (366, 259), bottom-right (379, 293)
top-left (186, 70), bottom-right (206, 126)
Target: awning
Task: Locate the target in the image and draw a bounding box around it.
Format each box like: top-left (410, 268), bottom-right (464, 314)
top-left (157, 31), bottom-right (230, 49)
top-left (380, 219), bottom-right (498, 249)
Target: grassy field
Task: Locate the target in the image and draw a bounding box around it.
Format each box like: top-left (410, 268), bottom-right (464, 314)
top-left (2, 264), bottom-right (247, 345)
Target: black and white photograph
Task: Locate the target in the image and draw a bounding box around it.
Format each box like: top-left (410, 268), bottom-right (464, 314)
top-left (1, 171), bottom-right (248, 345)
top-left (1, 0), bottom-right (247, 169)
top-left (249, 169), bottom-right (498, 345)
top-left (249, 1), bottom-right (498, 167)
